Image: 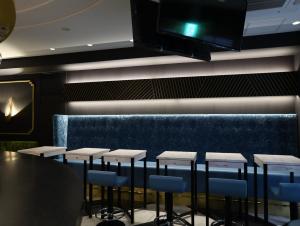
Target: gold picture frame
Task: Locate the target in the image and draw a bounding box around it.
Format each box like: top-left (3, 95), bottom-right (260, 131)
top-left (0, 80), bottom-right (35, 135)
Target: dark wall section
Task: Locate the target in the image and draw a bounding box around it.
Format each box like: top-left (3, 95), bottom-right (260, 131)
top-left (0, 73), bottom-right (66, 145)
top-left (0, 55), bottom-right (298, 145)
top-left (38, 73), bottom-right (66, 145)
top-left (65, 72), bottom-right (297, 101)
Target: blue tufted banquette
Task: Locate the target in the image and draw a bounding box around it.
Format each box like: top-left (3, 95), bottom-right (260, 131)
top-left (53, 114), bottom-right (299, 198)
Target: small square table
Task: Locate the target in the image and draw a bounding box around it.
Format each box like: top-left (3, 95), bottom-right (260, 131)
top-left (156, 151), bottom-right (197, 226)
top-left (103, 149), bottom-right (147, 224)
top-left (18, 146), bottom-right (66, 159)
top-left (253, 154), bottom-right (300, 224)
top-left (205, 152), bottom-right (248, 226)
top-left (65, 148), bottom-right (110, 217)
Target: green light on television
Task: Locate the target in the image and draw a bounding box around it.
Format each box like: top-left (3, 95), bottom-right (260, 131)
top-left (183, 23), bottom-right (200, 38)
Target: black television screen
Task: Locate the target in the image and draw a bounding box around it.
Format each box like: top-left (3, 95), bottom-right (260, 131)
top-left (158, 0), bottom-right (247, 50)
top-left (131, 0), bottom-right (211, 61)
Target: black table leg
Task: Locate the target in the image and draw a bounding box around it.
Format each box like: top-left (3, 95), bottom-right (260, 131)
top-left (289, 172), bottom-right (298, 220)
top-left (164, 165), bottom-right (168, 213)
top-left (195, 163), bottom-right (198, 213)
top-left (144, 156), bottom-right (147, 209)
top-left (89, 156), bottom-right (93, 218)
top-left (156, 159), bottom-right (160, 218)
top-left (130, 158), bottom-right (135, 224)
top-left (205, 161), bottom-right (209, 226)
top-left (83, 160), bottom-right (87, 202)
top-left (254, 163), bottom-right (258, 221)
top-left (244, 163), bottom-right (248, 226)
top-left (238, 168), bottom-right (242, 220)
top-left (117, 162), bottom-right (121, 207)
top-left (191, 161), bottom-right (195, 226)
top-left (101, 157), bottom-right (105, 219)
top-left (63, 154), bottom-right (67, 164)
top-left (263, 164), bottom-right (268, 224)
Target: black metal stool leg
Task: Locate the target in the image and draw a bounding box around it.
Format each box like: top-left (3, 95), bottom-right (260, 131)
top-left (117, 162), bottom-right (121, 208)
top-left (97, 186), bottom-right (125, 226)
top-left (166, 192), bottom-right (173, 223)
top-left (238, 169), bottom-right (242, 220)
top-left (107, 186), bottom-right (113, 220)
top-left (225, 197), bottom-right (232, 226)
top-left (289, 172), bottom-right (298, 220)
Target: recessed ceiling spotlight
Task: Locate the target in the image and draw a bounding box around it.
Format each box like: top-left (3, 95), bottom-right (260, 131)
top-left (87, 44), bottom-right (93, 47)
top-left (50, 48), bottom-right (55, 51)
top-left (292, 21), bottom-right (300, 26)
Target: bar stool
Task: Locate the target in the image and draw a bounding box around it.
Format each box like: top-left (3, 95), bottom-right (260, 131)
top-left (270, 178), bottom-right (300, 220)
top-left (88, 170), bottom-right (128, 226)
top-left (149, 175), bottom-right (188, 226)
top-left (209, 178), bottom-right (247, 226)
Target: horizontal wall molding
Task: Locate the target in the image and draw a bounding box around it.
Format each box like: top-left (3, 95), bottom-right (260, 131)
top-left (64, 72), bottom-right (298, 101)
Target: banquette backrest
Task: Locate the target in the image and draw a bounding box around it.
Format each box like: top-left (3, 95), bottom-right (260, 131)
top-left (53, 114), bottom-right (298, 165)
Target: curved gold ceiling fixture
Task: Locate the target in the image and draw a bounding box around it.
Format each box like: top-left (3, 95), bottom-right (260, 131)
top-left (0, 0), bottom-right (16, 43)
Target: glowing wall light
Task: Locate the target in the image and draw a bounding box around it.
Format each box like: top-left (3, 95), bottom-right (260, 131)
top-left (4, 97), bottom-right (20, 120)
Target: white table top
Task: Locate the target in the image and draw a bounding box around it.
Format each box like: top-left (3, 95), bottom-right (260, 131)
top-left (17, 146), bottom-right (66, 157)
top-left (254, 154), bottom-right (300, 167)
top-left (65, 148), bottom-right (110, 161)
top-left (156, 151), bottom-right (197, 166)
top-left (205, 152), bottom-right (247, 169)
top-left (157, 151), bottom-right (197, 161)
top-left (103, 149), bottom-right (147, 163)
top-left (206, 152), bottom-right (247, 163)
top-left (66, 148), bottom-right (110, 156)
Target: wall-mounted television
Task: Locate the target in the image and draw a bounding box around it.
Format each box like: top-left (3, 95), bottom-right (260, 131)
top-left (131, 0), bottom-right (247, 61)
top-left (158, 0), bottom-right (247, 50)
top-left (131, 0), bottom-right (211, 61)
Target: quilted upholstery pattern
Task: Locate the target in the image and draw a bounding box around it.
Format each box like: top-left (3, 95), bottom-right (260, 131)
top-left (53, 115), bottom-right (68, 148)
top-left (53, 114), bottom-right (298, 165)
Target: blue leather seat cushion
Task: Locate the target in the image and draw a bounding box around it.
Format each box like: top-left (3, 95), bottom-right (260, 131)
top-left (270, 183), bottom-right (300, 202)
top-left (88, 170), bottom-right (128, 187)
top-left (288, 219), bottom-right (300, 226)
top-left (209, 178), bottom-right (247, 198)
top-left (56, 158), bottom-right (300, 199)
top-left (149, 175), bottom-right (186, 193)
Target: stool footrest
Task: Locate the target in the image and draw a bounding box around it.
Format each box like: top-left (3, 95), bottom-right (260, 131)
top-left (94, 207), bottom-right (125, 221)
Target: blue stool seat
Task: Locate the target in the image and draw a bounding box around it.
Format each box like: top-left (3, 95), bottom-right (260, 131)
top-left (88, 170), bottom-right (128, 187)
top-left (288, 219), bottom-right (300, 226)
top-left (209, 178), bottom-right (247, 198)
top-left (149, 175), bottom-right (186, 193)
top-left (271, 183), bottom-right (300, 202)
